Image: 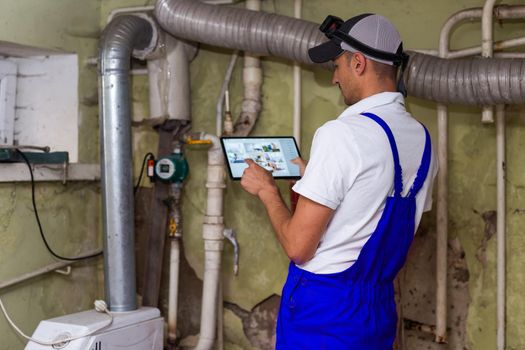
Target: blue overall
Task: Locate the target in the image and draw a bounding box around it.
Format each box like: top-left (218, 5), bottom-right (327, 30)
top-left (276, 112), bottom-right (432, 350)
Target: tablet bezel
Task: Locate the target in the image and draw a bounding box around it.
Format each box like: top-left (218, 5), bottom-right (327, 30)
top-left (220, 136), bottom-right (302, 180)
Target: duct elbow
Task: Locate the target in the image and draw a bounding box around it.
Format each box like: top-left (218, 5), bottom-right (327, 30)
top-left (99, 15), bottom-right (157, 74)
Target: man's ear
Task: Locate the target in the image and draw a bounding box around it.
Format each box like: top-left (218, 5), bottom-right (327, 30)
top-left (353, 52), bottom-right (366, 75)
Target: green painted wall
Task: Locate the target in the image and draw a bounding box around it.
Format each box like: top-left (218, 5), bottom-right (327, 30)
top-left (1, 0), bottom-right (524, 349)
top-left (172, 1), bottom-right (525, 349)
top-left (0, 1), bottom-right (103, 349)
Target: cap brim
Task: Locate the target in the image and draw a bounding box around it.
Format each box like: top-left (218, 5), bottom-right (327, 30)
top-left (308, 40), bottom-right (343, 63)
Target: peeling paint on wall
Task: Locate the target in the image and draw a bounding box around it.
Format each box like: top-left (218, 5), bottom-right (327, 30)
top-left (474, 210), bottom-right (496, 268)
top-left (225, 294), bottom-right (280, 350)
top-left (400, 217), bottom-right (470, 349)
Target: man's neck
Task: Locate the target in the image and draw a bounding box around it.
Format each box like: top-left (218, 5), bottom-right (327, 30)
top-left (360, 82), bottom-right (397, 100)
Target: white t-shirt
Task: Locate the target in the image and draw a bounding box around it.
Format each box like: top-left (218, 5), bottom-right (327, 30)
top-left (292, 92), bottom-right (438, 274)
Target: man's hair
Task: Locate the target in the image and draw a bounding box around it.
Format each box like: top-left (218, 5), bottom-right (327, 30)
top-left (370, 60), bottom-right (397, 82)
top-left (343, 52), bottom-right (397, 82)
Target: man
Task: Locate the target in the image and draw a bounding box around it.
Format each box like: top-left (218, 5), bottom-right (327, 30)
top-left (241, 13), bottom-right (437, 349)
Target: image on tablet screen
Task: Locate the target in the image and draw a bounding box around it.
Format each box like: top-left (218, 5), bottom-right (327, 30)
top-left (222, 137), bottom-right (300, 179)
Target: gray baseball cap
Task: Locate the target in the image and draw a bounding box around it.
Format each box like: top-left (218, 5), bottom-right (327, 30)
top-left (309, 13), bottom-right (404, 66)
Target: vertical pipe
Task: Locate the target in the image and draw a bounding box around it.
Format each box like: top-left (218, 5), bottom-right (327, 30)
top-left (166, 36), bottom-right (192, 121)
top-left (293, 0), bottom-right (302, 147)
top-left (496, 104), bottom-right (506, 350)
top-left (232, 0), bottom-right (263, 137)
top-left (217, 278), bottom-right (224, 350)
top-left (148, 35), bottom-right (193, 121)
top-left (482, 0), bottom-right (497, 57)
top-left (481, 0), bottom-right (497, 123)
top-left (100, 59), bottom-right (137, 313)
top-left (483, 1), bottom-right (505, 347)
top-left (194, 134), bottom-right (226, 350)
top-left (168, 239), bottom-right (181, 343)
top-left (99, 15), bottom-right (154, 311)
top-left (216, 52), bottom-right (239, 136)
top-left (196, 248), bottom-right (223, 350)
top-left (435, 20), bottom-right (451, 344)
top-left (147, 58), bottom-right (166, 119)
top-left (435, 104), bottom-right (448, 343)
top-left (168, 183), bottom-right (183, 345)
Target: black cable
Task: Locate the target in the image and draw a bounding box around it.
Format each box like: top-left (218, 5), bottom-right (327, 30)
top-left (134, 152), bottom-right (155, 195)
top-left (15, 149), bottom-right (102, 261)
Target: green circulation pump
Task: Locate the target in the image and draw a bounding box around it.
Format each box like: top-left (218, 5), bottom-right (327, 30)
top-left (154, 151), bottom-right (189, 183)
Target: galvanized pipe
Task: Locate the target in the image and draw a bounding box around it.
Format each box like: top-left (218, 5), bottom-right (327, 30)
top-left (99, 15), bottom-right (155, 312)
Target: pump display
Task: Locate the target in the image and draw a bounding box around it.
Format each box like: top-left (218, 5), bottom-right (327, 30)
top-left (153, 150), bottom-right (189, 183)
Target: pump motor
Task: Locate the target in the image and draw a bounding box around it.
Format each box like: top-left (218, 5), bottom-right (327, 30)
top-left (153, 152), bottom-right (188, 183)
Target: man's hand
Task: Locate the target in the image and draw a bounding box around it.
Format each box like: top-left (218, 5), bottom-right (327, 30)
top-left (291, 157), bottom-right (307, 177)
top-left (240, 159), bottom-right (278, 197)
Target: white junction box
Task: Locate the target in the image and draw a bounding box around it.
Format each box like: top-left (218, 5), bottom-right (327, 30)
top-left (25, 307), bottom-right (163, 350)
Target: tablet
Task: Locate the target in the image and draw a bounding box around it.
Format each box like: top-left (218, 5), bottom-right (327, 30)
top-left (221, 136), bottom-right (301, 180)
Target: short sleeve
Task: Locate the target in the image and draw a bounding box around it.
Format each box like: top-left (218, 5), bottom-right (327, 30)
top-left (292, 121), bottom-right (361, 210)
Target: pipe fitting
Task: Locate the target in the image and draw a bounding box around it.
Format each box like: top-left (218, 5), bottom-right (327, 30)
top-left (204, 216), bottom-right (224, 225)
top-left (206, 165), bottom-right (226, 189)
top-left (203, 223), bottom-right (226, 241)
top-left (204, 240), bottom-right (225, 252)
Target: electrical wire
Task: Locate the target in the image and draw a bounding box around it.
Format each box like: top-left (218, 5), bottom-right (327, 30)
top-left (134, 152), bottom-right (155, 195)
top-left (15, 149), bottom-right (103, 261)
top-left (0, 297), bottom-right (113, 346)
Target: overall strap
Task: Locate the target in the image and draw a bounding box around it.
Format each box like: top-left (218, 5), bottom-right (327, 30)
top-left (408, 124), bottom-right (432, 198)
top-left (360, 112), bottom-right (403, 197)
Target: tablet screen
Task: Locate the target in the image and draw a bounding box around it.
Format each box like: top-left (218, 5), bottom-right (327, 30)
top-left (221, 137), bottom-right (301, 180)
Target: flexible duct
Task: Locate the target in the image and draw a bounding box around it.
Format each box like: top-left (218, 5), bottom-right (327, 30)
top-left (155, 0), bottom-right (525, 107)
top-left (406, 52), bottom-right (525, 106)
top-left (154, 0), bottom-right (325, 66)
top-left (99, 15), bottom-right (156, 312)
